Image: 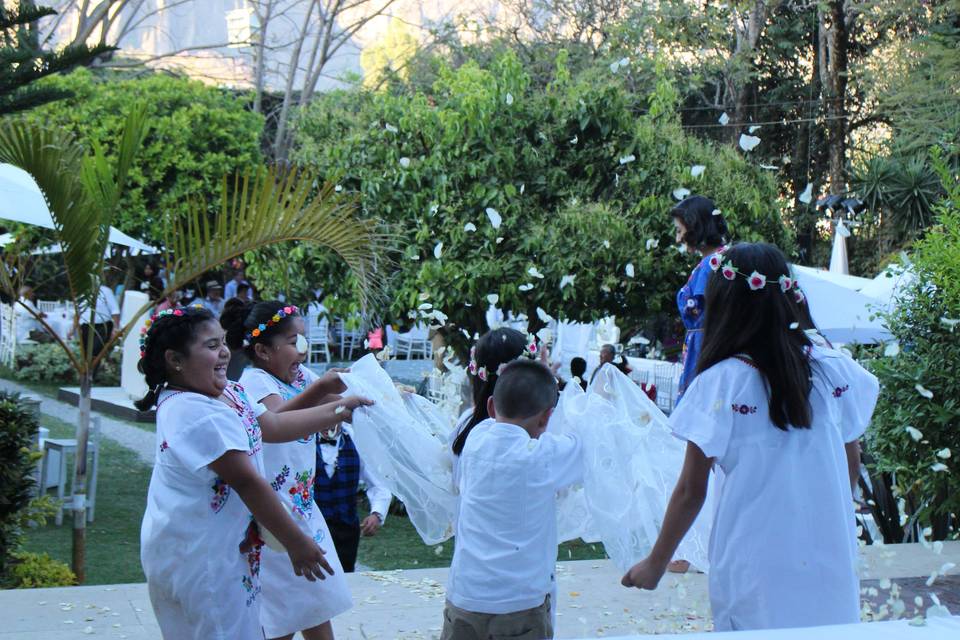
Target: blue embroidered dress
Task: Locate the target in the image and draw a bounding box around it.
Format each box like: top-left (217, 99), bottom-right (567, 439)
top-left (676, 253), bottom-right (716, 402)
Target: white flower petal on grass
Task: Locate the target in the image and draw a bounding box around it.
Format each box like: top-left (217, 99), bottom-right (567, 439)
top-left (433, 242), bottom-right (443, 259)
top-left (915, 384), bottom-right (934, 399)
top-left (690, 165), bottom-right (706, 178)
top-left (385, 123), bottom-right (398, 133)
top-left (625, 263), bottom-right (635, 278)
top-left (335, 184), bottom-right (343, 192)
top-left (718, 112), bottom-right (730, 125)
top-left (905, 426), bottom-right (923, 441)
top-left (884, 342), bottom-right (900, 357)
top-left (485, 207), bottom-right (502, 229)
top-left (645, 238), bottom-right (659, 250)
top-left (434, 545), bottom-right (444, 556)
top-left (602, 240), bottom-right (611, 249)
top-left (673, 187), bottom-right (691, 200)
top-left (487, 294), bottom-right (499, 305)
top-left (560, 275), bottom-right (575, 290)
top-left (518, 283), bottom-right (535, 292)
top-left (505, 92), bottom-right (514, 105)
top-left (926, 571), bottom-right (939, 587)
top-left (799, 183), bottom-right (814, 204)
top-left (528, 266), bottom-right (545, 279)
top-left (739, 134), bottom-right (761, 151)
top-left (931, 462), bottom-right (949, 473)
top-left (399, 157), bottom-right (411, 168)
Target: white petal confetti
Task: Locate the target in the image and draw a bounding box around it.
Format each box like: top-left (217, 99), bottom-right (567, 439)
top-left (385, 123), bottom-right (398, 133)
top-left (485, 207), bottom-right (502, 229)
top-left (520, 183), bottom-right (525, 194)
top-left (625, 263), bottom-right (635, 278)
top-left (937, 448), bottom-right (951, 459)
top-left (334, 406), bottom-right (345, 414)
top-left (570, 135), bottom-right (578, 144)
top-left (790, 322), bottom-right (799, 330)
top-left (915, 384), bottom-right (934, 399)
top-left (418, 302), bottom-right (432, 310)
top-left (933, 540), bottom-right (944, 554)
top-left (334, 184), bottom-right (342, 192)
top-left (931, 462), bottom-right (949, 473)
top-left (749, 125), bottom-right (761, 133)
top-left (518, 283), bottom-right (535, 292)
top-left (528, 266), bottom-right (545, 279)
top-left (690, 165), bottom-right (706, 178)
top-left (399, 157), bottom-right (411, 168)
top-left (941, 562), bottom-right (957, 574)
top-left (719, 112), bottom-right (730, 125)
top-left (602, 240), bottom-right (611, 249)
top-left (536, 308), bottom-right (553, 324)
top-left (905, 426), bottom-right (923, 441)
top-left (434, 545), bottom-right (444, 556)
top-left (712, 208), bottom-right (722, 216)
top-left (505, 92), bottom-right (513, 105)
top-left (433, 242), bottom-right (443, 259)
top-left (739, 134), bottom-right (761, 151)
top-left (487, 294), bottom-right (499, 305)
top-left (560, 275), bottom-right (575, 290)
top-left (619, 154), bottom-right (636, 165)
top-left (463, 222), bottom-right (477, 232)
top-left (673, 187), bottom-right (691, 200)
top-left (760, 163), bottom-right (778, 170)
top-left (884, 342), bottom-right (900, 357)
top-left (645, 238), bottom-right (659, 250)
top-left (941, 317), bottom-right (959, 329)
top-left (799, 183), bottom-right (814, 204)
top-left (495, 237), bottom-right (504, 244)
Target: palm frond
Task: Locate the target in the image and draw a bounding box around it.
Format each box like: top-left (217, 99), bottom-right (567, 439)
top-left (166, 165), bottom-right (391, 312)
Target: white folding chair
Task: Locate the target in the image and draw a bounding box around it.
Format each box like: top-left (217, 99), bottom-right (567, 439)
top-left (306, 312), bottom-right (331, 364)
top-left (37, 300), bottom-right (59, 314)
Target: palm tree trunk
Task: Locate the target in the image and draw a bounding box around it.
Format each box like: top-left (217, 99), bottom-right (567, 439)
top-left (71, 370), bottom-right (92, 582)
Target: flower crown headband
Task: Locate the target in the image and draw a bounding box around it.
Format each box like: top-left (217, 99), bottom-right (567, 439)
top-left (139, 307), bottom-right (185, 358)
top-left (707, 251), bottom-right (806, 303)
top-left (245, 305), bottom-right (299, 342)
top-left (468, 334), bottom-right (539, 381)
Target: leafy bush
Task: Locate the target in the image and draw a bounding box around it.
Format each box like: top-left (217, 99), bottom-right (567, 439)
top-left (0, 391), bottom-right (40, 580)
top-left (864, 150), bottom-right (960, 540)
top-left (12, 343), bottom-right (120, 386)
top-left (291, 51), bottom-right (791, 350)
top-left (5, 551), bottom-right (76, 588)
top-left (24, 69), bottom-right (264, 245)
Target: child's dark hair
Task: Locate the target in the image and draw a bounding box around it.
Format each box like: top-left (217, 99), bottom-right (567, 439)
top-left (220, 299), bottom-right (300, 359)
top-left (570, 357), bottom-right (587, 378)
top-left (452, 327), bottom-right (527, 456)
top-left (670, 195), bottom-right (728, 250)
top-left (697, 242), bottom-right (812, 429)
top-left (493, 360), bottom-right (558, 420)
top-left (135, 306), bottom-right (217, 411)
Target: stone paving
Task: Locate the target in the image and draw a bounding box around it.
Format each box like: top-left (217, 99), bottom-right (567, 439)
top-left (0, 543), bottom-right (956, 639)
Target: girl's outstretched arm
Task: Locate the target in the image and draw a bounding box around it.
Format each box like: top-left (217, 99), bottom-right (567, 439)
top-left (621, 441), bottom-right (712, 590)
top-left (208, 450), bottom-right (333, 581)
top-left (258, 395), bottom-right (373, 443)
top-left (261, 369), bottom-right (349, 413)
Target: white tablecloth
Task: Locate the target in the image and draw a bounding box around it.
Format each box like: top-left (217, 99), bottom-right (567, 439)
top-left (593, 616), bottom-right (960, 639)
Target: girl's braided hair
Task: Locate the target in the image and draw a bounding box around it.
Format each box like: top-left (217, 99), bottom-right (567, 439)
top-left (134, 306), bottom-right (217, 411)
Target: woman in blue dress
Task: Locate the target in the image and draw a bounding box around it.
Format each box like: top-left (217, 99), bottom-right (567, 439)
top-left (671, 195), bottom-right (728, 403)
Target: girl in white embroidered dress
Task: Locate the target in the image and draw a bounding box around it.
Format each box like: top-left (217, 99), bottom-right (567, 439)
top-left (622, 243), bottom-right (879, 631)
top-left (138, 306), bottom-right (371, 640)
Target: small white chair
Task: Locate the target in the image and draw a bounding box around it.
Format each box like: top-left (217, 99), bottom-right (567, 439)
top-left (399, 324), bottom-right (431, 359)
top-left (336, 318), bottom-right (361, 361)
top-left (37, 300), bottom-right (59, 314)
top-left (38, 417), bottom-right (101, 525)
top-left (306, 312), bottom-right (331, 364)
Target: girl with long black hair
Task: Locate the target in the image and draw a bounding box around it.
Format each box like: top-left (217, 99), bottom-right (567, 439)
top-left (622, 243), bottom-right (879, 631)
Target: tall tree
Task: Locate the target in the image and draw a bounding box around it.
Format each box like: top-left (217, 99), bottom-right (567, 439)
top-left (0, 3), bottom-right (113, 115)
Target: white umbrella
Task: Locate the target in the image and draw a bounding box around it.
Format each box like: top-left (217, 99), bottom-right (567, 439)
top-left (829, 219), bottom-right (850, 275)
top-left (792, 266), bottom-right (891, 344)
top-left (792, 264), bottom-right (872, 291)
top-left (0, 163), bottom-right (159, 254)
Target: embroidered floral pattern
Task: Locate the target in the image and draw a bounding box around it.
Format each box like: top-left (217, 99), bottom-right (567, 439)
top-left (210, 477), bottom-right (230, 513)
top-left (226, 383), bottom-right (262, 456)
top-left (241, 574), bottom-right (261, 607)
top-left (832, 384), bottom-right (850, 398)
top-left (287, 469), bottom-right (315, 519)
top-left (159, 440), bottom-right (169, 453)
top-left (732, 403), bottom-right (758, 415)
top-left (271, 465), bottom-right (291, 491)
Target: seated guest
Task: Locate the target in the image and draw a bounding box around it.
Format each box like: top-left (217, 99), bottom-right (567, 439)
top-left (569, 356), bottom-right (588, 391)
top-left (200, 280), bottom-right (225, 317)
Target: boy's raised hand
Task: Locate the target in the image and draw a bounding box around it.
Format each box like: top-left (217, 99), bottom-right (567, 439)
top-left (621, 557), bottom-right (666, 590)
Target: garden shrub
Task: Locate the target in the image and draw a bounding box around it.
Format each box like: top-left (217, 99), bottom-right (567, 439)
top-left (5, 551), bottom-right (77, 588)
top-left (0, 391), bottom-right (40, 580)
top-left (12, 343), bottom-right (120, 386)
top-left (864, 150), bottom-right (960, 541)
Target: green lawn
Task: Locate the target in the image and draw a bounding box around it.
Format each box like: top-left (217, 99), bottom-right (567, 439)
top-left (22, 412), bottom-right (605, 584)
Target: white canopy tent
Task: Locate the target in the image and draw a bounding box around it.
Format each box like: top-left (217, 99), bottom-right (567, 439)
top-left (0, 164), bottom-right (159, 255)
top-left (791, 266), bottom-right (891, 344)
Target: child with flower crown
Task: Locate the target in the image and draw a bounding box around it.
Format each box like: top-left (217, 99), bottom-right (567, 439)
top-left (622, 243), bottom-right (879, 631)
top-left (136, 305), bottom-right (372, 640)
top-left (222, 300), bottom-right (384, 640)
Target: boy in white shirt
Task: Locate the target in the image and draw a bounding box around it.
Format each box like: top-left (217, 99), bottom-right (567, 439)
top-left (443, 359), bottom-right (582, 640)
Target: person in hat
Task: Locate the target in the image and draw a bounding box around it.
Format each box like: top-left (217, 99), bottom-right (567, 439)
top-left (201, 280), bottom-right (225, 318)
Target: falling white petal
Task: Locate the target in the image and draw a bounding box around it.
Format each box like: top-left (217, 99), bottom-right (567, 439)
top-left (487, 294), bottom-right (499, 305)
top-left (485, 207), bottom-right (502, 229)
top-left (602, 240), bottom-right (611, 249)
top-left (884, 342), bottom-right (900, 357)
top-left (569, 135), bottom-right (578, 144)
top-left (505, 92), bottom-right (514, 105)
top-left (625, 263), bottom-right (635, 278)
top-left (789, 322), bottom-right (799, 330)
top-left (931, 463), bottom-right (949, 473)
top-left (941, 562), bottom-right (956, 574)
top-left (399, 157), bottom-right (411, 168)
top-left (418, 303), bottom-right (432, 310)
top-left (536, 307), bottom-right (553, 324)
top-left (749, 125), bottom-right (761, 133)
top-left (335, 184), bottom-right (343, 192)
top-left (915, 384), bottom-right (934, 399)
top-left (941, 317), bottom-right (959, 329)
top-left (645, 238), bottom-right (659, 250)
top-left (560, 275), bottom-right (575, 290)
top-left (798, 183), bottom-right (814, 204)
top-left (690, 165), bottom-right (706, 178)
top-left (739, 134), bottom-right (761, 151)
top-left (528, 266), bottom-right (545, 279)
top-left (495, 237), bottom-right (504, 244)
top-left (936, 448), bottom-right (951, 459)
top-left (673, 187), bottom-right (691, 200)
top-left (385, 123), bottom-right (398, 133)
top-left (520, 183), bottom-right (525, 194)
top-left (619, 154), bottom-right (636, 165)
top-left (718, 112), bottom-right (730, 125)
top-left (609, 60), bottom-right (620, 73)
top-left (905, 426), bottom-right (923, 441)
top-left (433, 242), bottom-right (443, 259)
top-left (618, 57), bottom-right (630, 68)
top-left (418, 292), bottom-right (430, 301)
top-left (518, 283), bottom-right (535, 292)
top-left (712, 208), bottom-right (722, 216)
top-left (463, 222), bottom-right (477, 232)
top-left (760, 163), bottom-right (778, 170)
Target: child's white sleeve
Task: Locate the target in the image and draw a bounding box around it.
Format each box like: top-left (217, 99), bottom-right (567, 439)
top-left (166, 398), bottom-right (250, 472)
top-left (822, 350), bottom-right (880, 442)
top-left (541, 432), bottom-right (584, 490)
top-left (668, 365), bottom-right (737, 460)
top-left (238, 368), bottom-right (277, 404)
